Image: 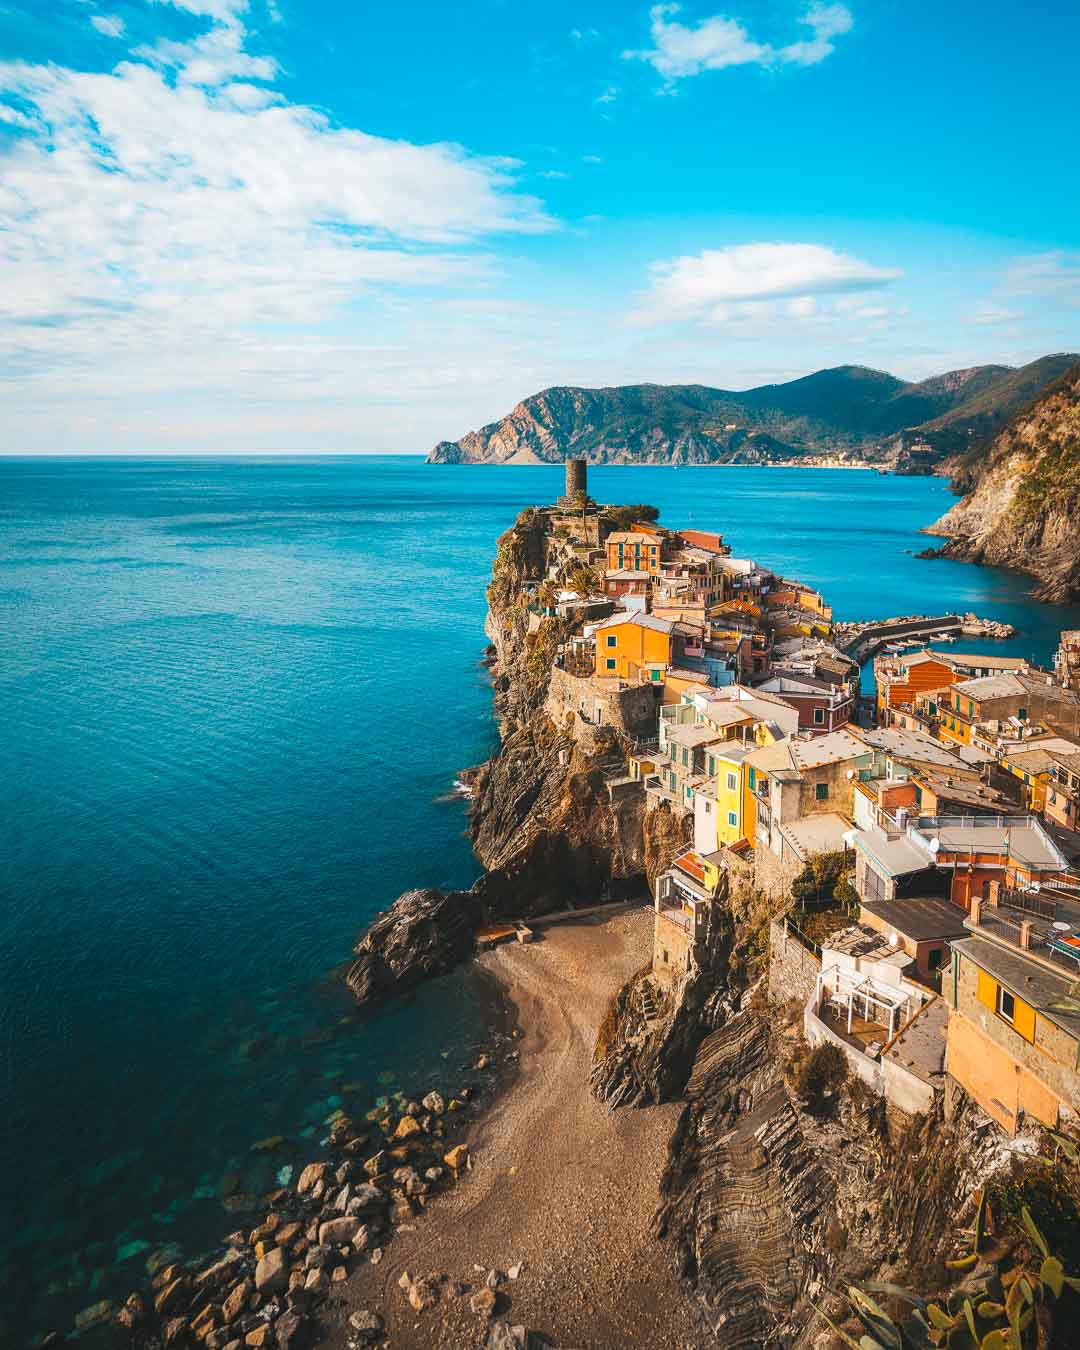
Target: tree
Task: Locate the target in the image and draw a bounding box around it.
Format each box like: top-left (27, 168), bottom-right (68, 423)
top-left (798, 1041), bottom-right (847, 1113)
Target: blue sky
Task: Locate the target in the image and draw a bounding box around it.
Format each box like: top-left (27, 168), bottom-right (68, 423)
top-left (1, 1), bottom-right (1078, 452)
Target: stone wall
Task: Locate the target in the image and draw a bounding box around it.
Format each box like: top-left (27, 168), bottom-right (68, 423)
top-left (755, 840), bottom-right (802, 904)
top-left (544, 667), bottom-right (658, 742)
top-left (768, 917), bottom-right (821, 1007)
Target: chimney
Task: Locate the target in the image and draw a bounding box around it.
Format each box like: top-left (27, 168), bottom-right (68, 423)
top-left (1020, 920), bottom-right (1033, 950)
top-left (970, 896), bottom-right (983, 926)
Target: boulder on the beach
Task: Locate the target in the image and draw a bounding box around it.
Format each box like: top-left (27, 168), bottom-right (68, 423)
top-left (407, 1276), bottom-right (439, 1312)
top-left (295, 1162), bottom-right (327, 1196)
top-left (254, 1247), bottom-right (288, 1296)
top-left (349, 1182), bottom-right (390, 1213)
top-left (317, 1216), bottom-right (361, 1247)
top-left (421, 1090), bottom-right (445, 1115)
top-left (349, 1309), bottom-right (384, 1344)
top-left (392, 1114), bottom-right (422, 1141)
top-left (444, 1144), bottom-right (470, 1173)
top-left (486, 1325), bottom-right (551, 1350)
top-left (222, 1278), bottom-right (252, 1324)
top-left (469, 1287), bottom-right (498, 1318)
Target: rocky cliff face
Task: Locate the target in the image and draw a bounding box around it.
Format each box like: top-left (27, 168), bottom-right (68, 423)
top-left (427, 357), bottom-right (1077, 468)
top-left (347, 504), bottom-right (683, 1006)
top-left (925, 360), bottom-right (1080, 601)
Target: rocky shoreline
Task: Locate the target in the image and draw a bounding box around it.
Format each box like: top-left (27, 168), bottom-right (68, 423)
top-left (58, 993), bottom-right (525, 1350)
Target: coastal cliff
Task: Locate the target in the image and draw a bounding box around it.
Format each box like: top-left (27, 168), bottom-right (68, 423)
top-left (924, 359), bottom-right (1080, 601)
top-left (346, 503), bottom-right (688, 1005)
top-left (426, 356), bottom-right (1076, 469)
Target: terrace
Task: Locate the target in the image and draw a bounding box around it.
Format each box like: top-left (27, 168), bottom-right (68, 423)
top-left (968, 885), bottom-right (1080, 976)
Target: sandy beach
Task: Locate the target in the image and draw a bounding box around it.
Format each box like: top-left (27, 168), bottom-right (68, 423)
top-left (331, 907), bottom-right (706, 1348)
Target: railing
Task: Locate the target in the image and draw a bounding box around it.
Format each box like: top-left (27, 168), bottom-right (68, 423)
top-left (999, 888), bottom-right (1058, 921)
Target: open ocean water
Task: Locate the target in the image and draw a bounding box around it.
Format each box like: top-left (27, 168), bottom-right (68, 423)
top-left (3, 456), bottom-right (1080, 1344)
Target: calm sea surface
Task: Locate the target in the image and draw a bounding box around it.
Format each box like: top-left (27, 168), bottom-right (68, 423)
top-left (2, 457), bottom-right (1079, 1343)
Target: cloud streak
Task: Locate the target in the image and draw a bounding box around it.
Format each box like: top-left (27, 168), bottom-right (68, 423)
top-left (632, 242), bottom-right (900, 325)
top-left (625, 3), bottom-right (853, 82)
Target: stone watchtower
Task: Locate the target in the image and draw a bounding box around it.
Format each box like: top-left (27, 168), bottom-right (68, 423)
top-left (557, 458), bottom-right (588, 507)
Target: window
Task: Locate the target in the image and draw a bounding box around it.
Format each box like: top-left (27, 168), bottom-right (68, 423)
top-left (968, 701), bottom-right (975, 717)
top-left (1018, 707), bottom-right (1028, 721)
top-left (708, 755), bottom-right (716, 775)
top-left (927, 947), bottom-right (944, 971)
top-left (651, 669), bottom-right (661, 682)
top-left (997, 987), bottom-right (1016, 1023)
top-left (726, 772), bottom-right (738, 791)
top-left (748, 767), bottom-right (756, 790)
top-left (704, 801), bottom-right (712, 814)
top-left (605, 658), bottom-right (616, 670)
top-left (813, 707), bottom-right (825, 725)
top-left (728, 811), bottom-right (737, 826)
top-left (815, 782), bottom-right (828, 801)
top-left (606, 634), bottom-right (617, 647)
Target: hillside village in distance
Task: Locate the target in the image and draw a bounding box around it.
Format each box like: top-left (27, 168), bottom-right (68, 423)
top-left (527, 461), bottom-right (1080, 1139)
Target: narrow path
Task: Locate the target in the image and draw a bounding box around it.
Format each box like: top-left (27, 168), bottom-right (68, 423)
top-left (332, 908), bottom-right (706, 1348)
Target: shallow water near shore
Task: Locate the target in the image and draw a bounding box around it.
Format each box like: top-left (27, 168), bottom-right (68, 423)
top-left (2, 456), bottom-right (1079, 1345)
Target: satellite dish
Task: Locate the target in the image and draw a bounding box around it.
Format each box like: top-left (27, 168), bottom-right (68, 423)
top-left (929, 837), bottom-right (941, 854)
top-left (842, 830), bottom-right (857, 848)
top-left (846, 768), bottom-right (856, 780)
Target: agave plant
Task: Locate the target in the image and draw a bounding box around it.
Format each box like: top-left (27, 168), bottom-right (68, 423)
top-left (815, 1185), bottom-right (1080, 1349)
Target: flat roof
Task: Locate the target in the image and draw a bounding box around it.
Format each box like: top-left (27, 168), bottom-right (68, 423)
top-left (860, 896), bottom-right (969, 943)
top-left (854, 825), bottom-right (934, 878)
top-left (778, 811), bottom-right (852, 860)
top-left (913, 818), bottom-right (1068, 871)
top-left (883, 997), bottom-right (947, 1084)
top-left (952, 936), bottom-right (1080, 1040)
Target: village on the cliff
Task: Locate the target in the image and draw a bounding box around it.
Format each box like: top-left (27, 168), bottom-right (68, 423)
top-left (525, 461), bottom-right (1080, 1135)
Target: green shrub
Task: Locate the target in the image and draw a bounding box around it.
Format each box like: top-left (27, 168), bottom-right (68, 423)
top-left (798, 1041), bottom-right (848, 1111)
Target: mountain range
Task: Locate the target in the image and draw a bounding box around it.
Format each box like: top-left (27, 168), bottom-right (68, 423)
top-left (426, 354), bottom-right (1077, 471)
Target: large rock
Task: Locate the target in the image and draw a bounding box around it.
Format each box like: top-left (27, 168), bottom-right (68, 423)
top-left (349, 1309), bottom-right (384, 1343)
top-left (487, 1326), bottom-right (552, 1350)
top-left (295, 1162), bottom-right (328, 1196)
top-left (345, 887), bottom-right (484, 1008)
top-left (316, 1216), bottom-right (360, 1247)
top-left (254, 1248), bottom-right (288, 1296)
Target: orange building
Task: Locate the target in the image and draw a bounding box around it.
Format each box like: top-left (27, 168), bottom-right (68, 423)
top-left (604, 532), bottom-right (663, 576)
top-left (593, 611), bottom-right (674, 682)
top-left (874, 651), bottom-right (959, 724)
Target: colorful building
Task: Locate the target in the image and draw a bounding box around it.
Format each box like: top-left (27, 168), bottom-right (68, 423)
top-left (592, 611), bottom-right (674, 681)
top-left (604, 531), bottom-right (663, 576)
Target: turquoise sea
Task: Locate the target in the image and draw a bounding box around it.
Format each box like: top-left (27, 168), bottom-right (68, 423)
top-left (2, 457), bottom-right (1079, 1345)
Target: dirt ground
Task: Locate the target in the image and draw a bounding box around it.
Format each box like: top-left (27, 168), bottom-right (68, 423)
top-left (327, 907), bottom-right (707, 1349)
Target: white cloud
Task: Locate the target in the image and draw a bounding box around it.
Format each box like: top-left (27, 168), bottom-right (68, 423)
top-left (90, 15), bottom-right (126, 39)
top-left (595, 85), bottom-right (619, 104)
top-left (1001, 251), bottom-right (1080, 300)
top-left (539, 169), bottom-right (570, 180)
top-left (633, 242), bottom-right (900, 324)
top-left (625, 3), bottom-right (853, 82)
top-left (0, 7), bottom-right (551, 394)
top-left (968, 304), bottom-right (1024, 326)
top-left (581, 154), bottom-right (604, 164)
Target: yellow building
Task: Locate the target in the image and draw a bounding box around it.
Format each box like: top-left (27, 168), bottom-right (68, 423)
top-left (710, 744), bottom-right (756, 846)
top-left (593, 612), bottom-right (674, 681)
top-left (999, 746), bottom-right (1064, 813)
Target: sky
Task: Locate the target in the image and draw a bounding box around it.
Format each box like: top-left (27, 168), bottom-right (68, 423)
top-left (1, 1), bottom-right (1078, 454)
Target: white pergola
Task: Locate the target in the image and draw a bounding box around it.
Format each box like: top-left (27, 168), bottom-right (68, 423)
top-left (817, 965), bottom-right (911, 1042)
